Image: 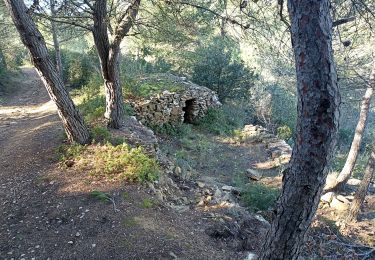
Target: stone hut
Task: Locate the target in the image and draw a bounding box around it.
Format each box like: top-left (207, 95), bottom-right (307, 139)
top-left (129, 74), bottom-right (221, 126)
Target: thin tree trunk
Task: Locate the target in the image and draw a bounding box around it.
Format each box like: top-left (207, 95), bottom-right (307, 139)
top-left (345, 150), bottom-right (375, 223)
top-left (92, 0), bottom-right (123, 128)
top-left (325, 65), bottom-right (375, 192)
top-left (105, 45), bottom-right (124, 128)
top-left (92, 0), bottom-right (140, 129)
top-left (4, 0), bottom-right (90, 144)
top-left (50, 0), bottom-right (63, 80)
top-left (259, 0), bottom-right (339, 259)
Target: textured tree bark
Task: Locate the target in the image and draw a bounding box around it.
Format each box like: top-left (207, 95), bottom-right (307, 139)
top-left (50, 0), bottom-right (63, 80)
top-left (345, 150), bottom-right (375, 223)
top-left (92, 0), bottom-right (140, 129)
top-left (258, 0), bottom-right (339, 259)
top-left (325, 65), bottom-right (375, 192)
top-left (4, 0), bottom-right (90, 144)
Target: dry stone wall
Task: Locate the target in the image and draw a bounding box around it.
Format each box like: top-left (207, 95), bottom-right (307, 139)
top-left (130, 75), bottom-right (221, 126)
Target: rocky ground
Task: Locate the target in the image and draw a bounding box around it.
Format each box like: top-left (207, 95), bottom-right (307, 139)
top-left (0, 69), bottom-right (266, 260)
top-left (0, 68), bottom-right (374, 260)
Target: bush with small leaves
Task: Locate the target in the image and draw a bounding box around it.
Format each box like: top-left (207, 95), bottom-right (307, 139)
top-left (241, 183), bottom-right (279, 211)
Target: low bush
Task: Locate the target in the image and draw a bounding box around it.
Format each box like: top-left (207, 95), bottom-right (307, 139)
top-left (57, 143), bottom-right (86, 161)
top-left (58, 140), bottom-right (159, 183)
top-left (90, 144), bottom-right (159, 182)
top-left (74, 75), bottom-right (106, 123)
top-left (75, 75), bottom-right (135, 122)
top-left (123, 74), bottom-right (184, 98)
top-left (276, 125), bottom-right (293, 141)
top-left (151, 123), bottom-right (192, 138)
top-left (141, 198), bottom-right (159, 208)
top-left (91, 190), bottom-right (112, 203)
top-left (90, 126), bottom-right (111, 143)
top-left (241, 182), bottom-right (279, 211)
top-left (196, 104), bottom-right (247, 135)
top-left (60, 48), bottom-right (99, 87)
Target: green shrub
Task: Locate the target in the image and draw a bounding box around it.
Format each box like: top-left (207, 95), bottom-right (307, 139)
top-left (250, 83), bottom-right (296, 135)
top-left (75, 75), bottom-right (106, 122)
top-left (241, 183), bottom-right (279, 211)
top-left (57, 143), bottom-right (86, 161)
top-left (91, 126), bottom-right (111, 143)
top-left (277, 125), bottom-right (292, 141)
top-left (196, 104), bottom-right (247, 135)
top-left (80, 95), bottom-right (105, 122)
top-left (123, 74), bottom-right (184, 98)
top-left (267, 85), bottom-right (297, 135)
top-left (91, 190), bottom-right (112, 202)
top-left (124, 103), bottom-right (135, 116)
top-left (192, 36), bottom-right (258, 102)
top-left (60, 48), bottom-right (99, 87)
top-left (151, 123), bottom-right (192, 138)
top-left (141, 198), bottom-right (158, 208)
top-left (91, 144), bottom-right (159, 182)
top-left (76, 75), bottom-right (135, 121)
top-left (338, 128), bottom-right (354, 147)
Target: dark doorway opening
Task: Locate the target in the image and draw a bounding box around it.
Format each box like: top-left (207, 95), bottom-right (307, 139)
top-left (183, 99), bottom-right (196, 123)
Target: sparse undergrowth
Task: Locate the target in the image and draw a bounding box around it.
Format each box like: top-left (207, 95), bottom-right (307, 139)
top-left (196, 105), bottom-right (247, 135)
top-left (58, 142), bottom-right (159, 183)
top-left (332, 151), bottom-right (370, 179)
top-left (123, 74), bottom-right (185, 98)
top-left (240, 182), bottom-right (280, 211)
top-left (151, 122), bottom-right (192, 138)
top-left (72, 75), bottom-right (135, 124)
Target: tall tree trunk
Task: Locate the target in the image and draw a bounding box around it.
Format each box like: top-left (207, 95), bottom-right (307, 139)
top-left (325, 65), bottom-right (375, 192)
top-left (92, 0), bottom-right (124, 128)
top-left (50, 0), bottom-right (63, 80)
top-left (345, 149), bottom-right (375, 223)
top-left (4, 0), bottom-right (90, 144)
top-left (259, 0), bottom-right (339, 259)
top-left (105, 45), bottom-right (124, 128)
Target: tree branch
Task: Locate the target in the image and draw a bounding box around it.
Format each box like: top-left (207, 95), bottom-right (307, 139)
top-left (112, 0), bottom-right (141, 47)
top-left (333, 16), bottom-right (356, 27)
top-left (174, 1), bottom-right (251, 30)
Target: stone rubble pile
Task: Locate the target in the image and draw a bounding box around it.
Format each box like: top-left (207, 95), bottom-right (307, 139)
top-left (110, 116), bottom-right (159, 156)
top-left (240, 124), bottom-right (292, 165)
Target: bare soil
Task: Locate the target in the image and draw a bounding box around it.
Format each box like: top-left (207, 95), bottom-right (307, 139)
top-left (1, 68), bottom-right (374, 260)
top-left (0, 68), bottom-right (247, 260)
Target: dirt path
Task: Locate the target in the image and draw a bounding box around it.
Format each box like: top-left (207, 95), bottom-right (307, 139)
top-left (0, 68), bottom-right (63, 258)
top-left (0, 69), bottom-right (247, 259)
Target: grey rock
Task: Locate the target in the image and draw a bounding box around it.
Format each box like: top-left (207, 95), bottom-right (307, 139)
top-left (246, 168), bottom-right (262, 181)
top-left (197, 181), bottom-right (205, 188)
top-left (321, 192), bottom-right (334, 203)
top-left (174, 166), bottom-right (182, 175)
top-left (222, 185), bottom-right (235, 192)
top-left (170, 205), bottom-right (189, 213)
top-left (245, 252), bottom-right (258, 260)
top-left (214, 188), bottom-right (222, 198)
top-left (330, 197), bottom-right (350, 211)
